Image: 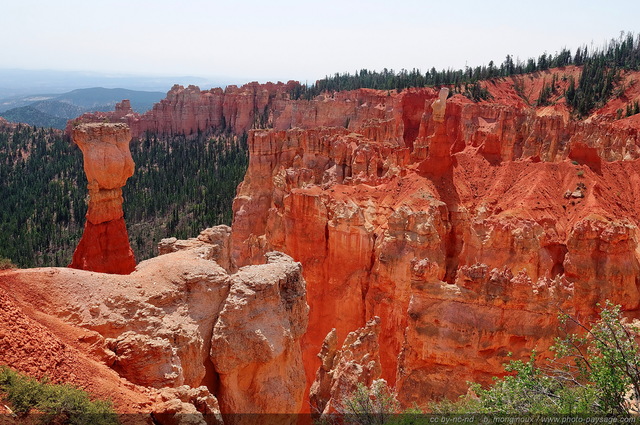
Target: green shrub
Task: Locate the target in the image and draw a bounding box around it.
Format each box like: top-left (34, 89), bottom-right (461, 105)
top-left (0, 257), bottom-right (16, 270)
top-left (431, 352), bottom-right (598, 415)
top-left (0, 366), bottom-right (119, 424)
top-left (0, 367), bottom-right (44, 415)
top-left (554, 301), bottom-right (640, 414)
top-left (339, 380), bottom-right (401, 425)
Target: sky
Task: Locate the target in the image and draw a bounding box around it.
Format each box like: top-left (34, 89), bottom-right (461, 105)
top-left (2, 0), bottom-right (640, 86)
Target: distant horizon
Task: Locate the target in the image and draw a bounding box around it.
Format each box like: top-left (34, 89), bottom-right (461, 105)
top-left (0, 67), bottom-right (306, 97)
top-left (2, 31), bottom-right (639, 86)
top-left (2, 30), bottom-right (640, 97)
top-left (0, 43), bottom-right (637, 92)
top-left (3, 0), bottom-right (640, 86)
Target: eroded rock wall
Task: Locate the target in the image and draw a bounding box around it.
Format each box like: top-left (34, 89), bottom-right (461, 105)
top-left (229, 86), bottom-right (640, 406)
top-left (60, 74), bottom-right (640, 408)
top-left (211, 252), bottom-right (308, 421)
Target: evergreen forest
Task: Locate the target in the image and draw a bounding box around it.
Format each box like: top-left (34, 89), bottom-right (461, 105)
top-left (291, 31), bottom-right (640, 116)
top-left (0, 122), bottom-right (248, 268)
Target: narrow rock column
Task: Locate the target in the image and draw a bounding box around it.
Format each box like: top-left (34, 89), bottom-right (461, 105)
top-left (69, 123), bottom-right (136, 274)
top-left (419, 87), bottom-right (452, 175)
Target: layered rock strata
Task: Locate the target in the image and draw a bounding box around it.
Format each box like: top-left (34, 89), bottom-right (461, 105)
top-left (72, 73), bottom-right (640, 158)
top-left (229, 82), bottom-right (640, 405)
top-left (69, 123), bottom-right (136, 274)
top-left (60, 69), bottom-right (640, 408)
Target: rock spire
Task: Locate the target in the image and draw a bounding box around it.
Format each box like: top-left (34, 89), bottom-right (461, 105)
top-left (69, 123), bottom-right (136, 274)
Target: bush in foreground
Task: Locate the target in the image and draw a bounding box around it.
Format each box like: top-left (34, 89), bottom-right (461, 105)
top-left (0, 366), bottom-right (119, 424)
top-left (339, 302), bottom-right (640, 422)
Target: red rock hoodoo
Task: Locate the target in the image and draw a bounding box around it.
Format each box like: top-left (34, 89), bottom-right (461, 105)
top-left (310, 317), bottom-right (383, 414)
top-left (69, 123), bottom-right (136, 274)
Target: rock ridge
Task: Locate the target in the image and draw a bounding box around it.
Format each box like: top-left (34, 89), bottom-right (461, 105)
top-left (227, 76), bottom-right (640, 406)
top-left (1, 229), bottom-right (309, 422)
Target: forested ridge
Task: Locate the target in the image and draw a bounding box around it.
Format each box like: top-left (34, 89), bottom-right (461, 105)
top-left (292, 31), bottom-right (640, 115)
top-left (125, 132), bottom-right (248, 259)
top-left (0, 123), bottom-right (248, 268)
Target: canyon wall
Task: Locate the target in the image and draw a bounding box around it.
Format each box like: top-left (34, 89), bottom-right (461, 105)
top-left (70, 82), bottom-right (402, 140)
top-left (228, 82), bottom-right (640, 405)
top-left (56, 71), bottom-right (640, 410)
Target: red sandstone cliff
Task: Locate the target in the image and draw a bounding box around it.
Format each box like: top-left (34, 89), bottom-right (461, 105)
top-left (70, 81), bottom-right (403, 140)
top-left (228, 69), bottom-right (640, 406)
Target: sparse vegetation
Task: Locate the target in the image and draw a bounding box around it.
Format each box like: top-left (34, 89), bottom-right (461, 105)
top-left (338, 380), bottom-right (401, 425)
top-left (537, 74), bottom-right (558, 106)
top-left (0, 366), bottom-right (119, 424)
top-left (625, 100), bottom-right (640, 117)
top-left (0, 257), bottom-right (16, 270)
top-left (431, 302), bottom-right (640, 415)
top-left (462, 82), bottom-right (493, 102)
top-left (290, 31), bottom-right (640, 119)
top-left (513, 76), bottom-right (527, 102)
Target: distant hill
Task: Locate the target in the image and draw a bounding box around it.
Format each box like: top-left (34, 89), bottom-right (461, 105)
top-left (28, 100), bottom-right (86, 119)
top-left (55, 87), bottom-right (165, 112)
top-left (0, 106), bottom-right (68, 129)
top-left (0, 87), bottom-right (166, 128)
top-left (0, 68), bottom-right (225, 96)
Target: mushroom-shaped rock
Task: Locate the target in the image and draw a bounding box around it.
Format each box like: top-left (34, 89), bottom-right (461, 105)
top-left (69, 123), bottom-right (136, 274)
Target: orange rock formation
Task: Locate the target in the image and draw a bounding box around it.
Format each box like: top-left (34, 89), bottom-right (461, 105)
top-left (1, 227), bottom-right (308, 422)
top-left (17, 67), bottom-right (640, 414)
top-left (228, 71), bottom-right (640, 405)
top-left (211, 251), bottom-right (308, 423)
top-left (310, 317), bottom-right (383, 415)
top-left (69, 123), bottom-right (136, 274)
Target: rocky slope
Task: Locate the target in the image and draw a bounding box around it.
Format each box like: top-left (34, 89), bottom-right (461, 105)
top-left (0, 227), bottom-right (308, 423)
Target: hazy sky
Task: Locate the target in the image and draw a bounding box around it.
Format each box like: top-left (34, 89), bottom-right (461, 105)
top-left (2, 0), bottom-right (640, 85)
